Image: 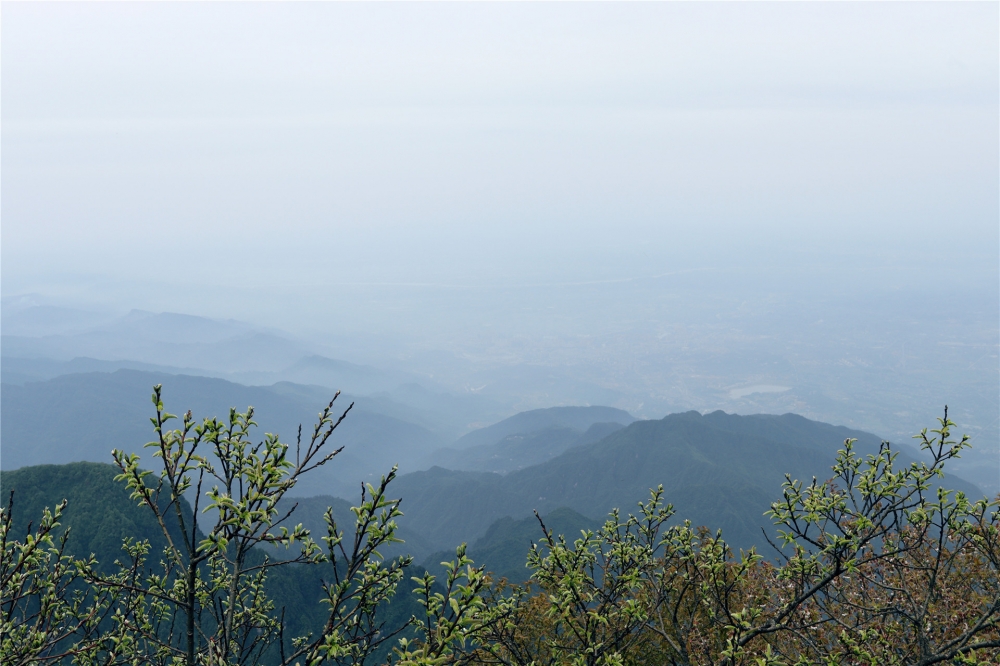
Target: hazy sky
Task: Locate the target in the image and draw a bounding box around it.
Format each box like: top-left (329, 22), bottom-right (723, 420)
top-left (2, 2), bottom-right (997, 331)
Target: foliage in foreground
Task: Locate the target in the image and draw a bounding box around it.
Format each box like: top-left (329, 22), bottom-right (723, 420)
top-left (470, 414), bottom-right (999, 666)
top-left (1, 389), bottom-right (997, 666)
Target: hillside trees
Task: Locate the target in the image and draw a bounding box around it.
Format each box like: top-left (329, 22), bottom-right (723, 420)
top-left (81, 385), bottom-right (415, 665)
top-left (0, 493), bottom-right (115, 665)
top-left (460, 410), bottom-right (1000, 666)
top-left (748, 411), bottom-right (1000, 664)
top-left (1, 389), bottom-right (996, 665)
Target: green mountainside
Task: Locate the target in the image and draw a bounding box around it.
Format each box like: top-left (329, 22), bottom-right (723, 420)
top-left (0, 461), bottom-right (426, 661)
top-left (2, 404), bottom-right (986, 656)
top-left (422, 507), bottom-right (599, 584)
top-left (3, 375), bottom-right (984, 587)
top-left (0, 460), bottom-right (583, 594)
top-left (0, 462), bottom-right (183, 572)
top-left (271, 494), bottom-right (440, 562)
top-left (389, 411), bottom-right (983, 551)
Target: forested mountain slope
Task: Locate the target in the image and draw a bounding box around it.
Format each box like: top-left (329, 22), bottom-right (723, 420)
top-left (421, 507), bottom-right (599, 584)
top-left (0, 461), bottom-right (428, 661)
top-left (5, 373), bottom-right (983, 567)
top-left (0, 462), bottom-right (184, 572)
top-left (389, 411), bottom-right (984, 551)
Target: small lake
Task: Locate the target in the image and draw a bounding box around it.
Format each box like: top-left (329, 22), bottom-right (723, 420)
top-left (728, 385), bottom-right (791, 399)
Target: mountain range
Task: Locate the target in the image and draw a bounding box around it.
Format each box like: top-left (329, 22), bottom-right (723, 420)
top-left (0, 369), bottom-right (636, 498)
top-left (4, 302), bottom-right (996, 496)
top-left (0, 370), bottom-right (442, 498)
top-left (1, 341), bottom-right (986, 575)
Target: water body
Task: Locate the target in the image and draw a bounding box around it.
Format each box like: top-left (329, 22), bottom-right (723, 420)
top-left (729, 385), bottom-right (791, 400)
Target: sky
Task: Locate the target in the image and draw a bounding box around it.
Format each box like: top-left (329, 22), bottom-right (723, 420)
top-left (3, 2), bottom-right (997, 327)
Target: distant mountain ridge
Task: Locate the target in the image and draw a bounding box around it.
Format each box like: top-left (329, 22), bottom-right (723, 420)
top-left (4, 404), bottom-right (986, 589)
top-left (450, 405), bottom-right (635, 450)
top-left (428, 422), bottom-right (626, 473)
top-left (0, 346), bottom-right (421, 394)
top-left (1, 356), bottom-right (208, 385)
top-left (1, 369), bottom-right (646, 498)
top-left (1, 313), bottom-right (303, 373)
top-left (0, 369), bottom-right (445, 498)
top-left (2, 361), bottom-right (984, 560)
top-left (1, 307), bottom-right (427, 393)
